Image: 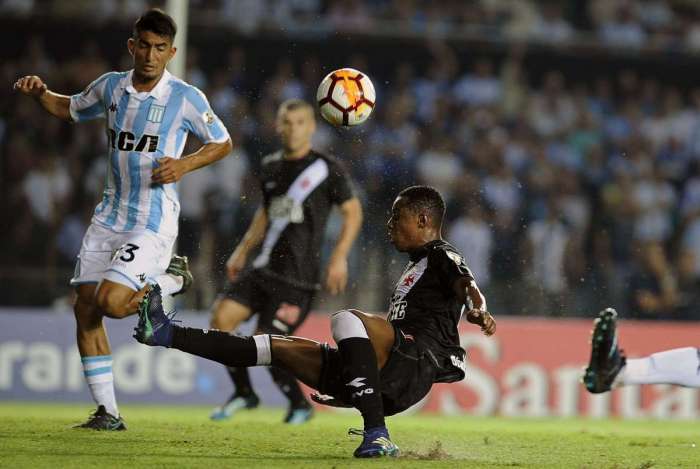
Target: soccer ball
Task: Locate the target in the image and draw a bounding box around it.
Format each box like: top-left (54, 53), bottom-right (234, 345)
top-left (316, 68), bottom-right (375, 127)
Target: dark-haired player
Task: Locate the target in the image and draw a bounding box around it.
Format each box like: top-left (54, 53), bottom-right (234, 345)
top-left (13, 9), bottom-right (232, 429)
top-left (209, 98), bottom-right (362, 424)
top-left (134, 185), bottom-right (495, 458)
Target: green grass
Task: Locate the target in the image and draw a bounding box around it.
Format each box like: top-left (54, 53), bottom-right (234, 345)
top-left (0, 403), bottom-right (698, 468)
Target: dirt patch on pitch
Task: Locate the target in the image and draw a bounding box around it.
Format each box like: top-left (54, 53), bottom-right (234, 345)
top-left (401, 440), bottom-right (452, 460)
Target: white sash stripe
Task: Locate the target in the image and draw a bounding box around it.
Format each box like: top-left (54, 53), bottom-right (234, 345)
top-left (253, 158), bottom-right (329, 268)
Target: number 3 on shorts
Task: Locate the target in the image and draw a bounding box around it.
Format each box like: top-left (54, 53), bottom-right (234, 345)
top-left (118, 243), bottom-right (140, 262)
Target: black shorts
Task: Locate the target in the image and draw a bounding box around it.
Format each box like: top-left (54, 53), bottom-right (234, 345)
top-left (318, 326), bottom-right (438, 416)
top-left (223, 269), bottom-right (315, 335)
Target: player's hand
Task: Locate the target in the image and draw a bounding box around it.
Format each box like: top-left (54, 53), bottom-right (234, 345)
top-left (466, 309), bottom-right (496, 336)
top-left (325, 255), bottom-right (348, 295)
top-left (152, 157), bottom-right (186, 184)
top-left (225, 252), bottom-right (247, 282)
top-left (13, 75), bottom-right (47, 98)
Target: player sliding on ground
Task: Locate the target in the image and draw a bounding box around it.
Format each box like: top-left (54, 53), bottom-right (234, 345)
top-left (12, 8), bottom-right (232, 430)
top-left (584, 308), bottom-right (700, 393)
top-left (134, 185), bottom-right (496, 458)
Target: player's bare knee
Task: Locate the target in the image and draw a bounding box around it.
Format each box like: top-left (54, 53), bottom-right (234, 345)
top-left (73, 294), bottom-right (99, 326)
top-left (210, 299), bottom-right (250, 331)
top-left (96, 288), bottom-right (128, 319)
top-left (210, 305), bottom-right (228, 329)
top-left (331, 309), bottom-right (368, 343)
top-left (209, 313), bottom-right (221, 329)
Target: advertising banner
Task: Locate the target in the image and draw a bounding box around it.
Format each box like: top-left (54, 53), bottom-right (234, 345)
top-left (1, 310), bottom-right (698, 418)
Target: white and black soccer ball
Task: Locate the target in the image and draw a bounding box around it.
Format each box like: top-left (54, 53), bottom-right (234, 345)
top-left (316, 68), bottom-right (376, 127)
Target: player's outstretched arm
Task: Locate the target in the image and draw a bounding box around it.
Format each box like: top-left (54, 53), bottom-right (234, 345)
top-left (151, 138), bottom-right (233, 184)
top-left (13, 75), bottom-right (71, 122)
top-left (454, 277), bottom-right (496, 336)
top-left (225, 207), bottom-right (268, 281)
top-left (325, 197), bottom-right (363, 294)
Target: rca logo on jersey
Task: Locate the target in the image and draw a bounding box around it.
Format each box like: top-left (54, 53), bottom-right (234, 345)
top-left (107, 129), bottom-right (159, 153)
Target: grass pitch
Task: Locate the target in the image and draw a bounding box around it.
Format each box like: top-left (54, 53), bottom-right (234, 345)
top-left (0, 403), bottom-right (698, 468)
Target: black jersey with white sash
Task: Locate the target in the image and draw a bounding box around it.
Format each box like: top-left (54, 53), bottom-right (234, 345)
top-left (387, 239), bottom-right (474, 382)
top-left (251, 150), bottom-right (355, 290)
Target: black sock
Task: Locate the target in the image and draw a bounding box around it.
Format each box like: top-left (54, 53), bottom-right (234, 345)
top-left (337, 337), bottom-right (385, 429)
top-left (269, 367), bottom-right (309, 409)
top-left (227, 367), bottom-right (254, 398)
top-left (171, 327), bottom-right (258, 367)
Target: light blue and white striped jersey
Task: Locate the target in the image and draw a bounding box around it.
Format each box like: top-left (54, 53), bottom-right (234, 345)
top-left (70, 69), bottom-right (230, 238)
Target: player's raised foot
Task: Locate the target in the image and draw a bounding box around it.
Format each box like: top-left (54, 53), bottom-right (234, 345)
top-left (166, 254), bottom-right (193, 296)
top-left (133, 285), bottom-right (177, 347)
top-left (350, 427), bottom-right (400, 458)
top-left (583, 307), bottom-right (626, 393)
top-left (210, 393), bottom-right (260, 421)
top-left (74, 405), bottom-right (126, 431)
top-left (284, 404), bottom-right (314, 425)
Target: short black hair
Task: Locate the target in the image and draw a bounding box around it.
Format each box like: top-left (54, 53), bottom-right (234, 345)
top-left (278, 98), bottom-right (314, 117)
top-left (397, 185), bottom-right (445, 227)
top-left (133, 9), bottom-right (177, 41)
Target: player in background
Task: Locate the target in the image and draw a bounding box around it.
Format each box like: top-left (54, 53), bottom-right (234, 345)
top-left (209, 99), bottom-right (362, 424)
top-left (134, 185), bottom-right (496, 458)
top-left (13, 9), bottom-right (232, 429)
top-left (584, 308), bottom-right (700, 392)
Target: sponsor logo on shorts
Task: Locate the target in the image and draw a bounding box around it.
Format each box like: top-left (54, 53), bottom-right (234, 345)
top-left (450, 354), bottom-right (467, 374)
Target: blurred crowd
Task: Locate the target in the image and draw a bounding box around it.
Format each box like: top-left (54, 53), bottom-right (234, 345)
top-left (5, 0), bottom-right (700, 53)
top-left (3, 2), bottom-right (700, 321)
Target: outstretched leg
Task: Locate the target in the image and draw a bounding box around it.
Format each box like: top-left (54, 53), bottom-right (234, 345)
top-left (618, 348), bottom-right (700, 387)
top-left (584, 308), bottom-right (700, 392)
top-left (209, 298), bottom-right (259, 421)
top-left (135, 286), bottom-right (325, 385)
top-left (134, 289), bottom-right (399, 457)
top-left (583, 308), bottom-right (626, 393)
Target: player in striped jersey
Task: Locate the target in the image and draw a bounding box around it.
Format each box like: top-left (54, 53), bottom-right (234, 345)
top-left (13, 9), bottom-right (232, 430)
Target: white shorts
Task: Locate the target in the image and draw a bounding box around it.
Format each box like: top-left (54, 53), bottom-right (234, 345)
top-left (70, 223), bottom-right (175, 291)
